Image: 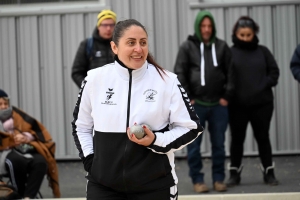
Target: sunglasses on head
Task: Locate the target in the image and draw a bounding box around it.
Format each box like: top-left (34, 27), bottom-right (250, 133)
top-left (238, 19), bottom-right (254, 27)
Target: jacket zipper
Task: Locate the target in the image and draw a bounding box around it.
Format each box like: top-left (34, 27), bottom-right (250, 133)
top-left (123, 68), bottom-right (133, 191)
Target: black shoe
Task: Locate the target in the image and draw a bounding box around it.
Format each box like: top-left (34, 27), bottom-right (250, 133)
top-left (226, 163), bottom-right (243, 187)
top-left (260, 163), bottom-right (279, 186)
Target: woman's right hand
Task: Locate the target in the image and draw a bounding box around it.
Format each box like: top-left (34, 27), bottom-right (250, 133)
top-left (127, 125), bottom-right (155, 147)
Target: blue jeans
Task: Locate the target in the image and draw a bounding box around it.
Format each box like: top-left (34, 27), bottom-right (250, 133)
top-left (187, 103), bottom-right (228, 184)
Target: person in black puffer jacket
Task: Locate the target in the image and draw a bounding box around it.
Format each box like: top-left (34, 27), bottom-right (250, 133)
top-left (71, 10), bottom-right (117, 88)
top-left (227, 16), bottom-right (280, 187)
top-left (174, 10), bottom-right (234, 193)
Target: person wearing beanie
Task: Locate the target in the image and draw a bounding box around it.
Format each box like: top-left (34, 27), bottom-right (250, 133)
top-left (174, 10), bottom-right (234, 193)
top-left (0, 89), bottom-right (61, 198)
top-left (227, 16), bottom-right (279, 187)
top-left (71, 9), bottom-right (117, 88)
top-left (0, 89), bottom-right (8, 99)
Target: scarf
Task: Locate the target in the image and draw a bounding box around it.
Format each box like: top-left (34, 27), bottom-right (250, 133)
top-left (232, 34), bottom-right (259, 50)
top-left (0, 107), bottom-right (12, 122)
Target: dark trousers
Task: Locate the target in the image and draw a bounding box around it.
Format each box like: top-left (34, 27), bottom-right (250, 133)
top-left (229, 102), bottom-right (274, 168)
top-left (86, 180), bottom-right (178, 200)
top-left (5, 150), bottom-right (47, 198)
top-left (187, 104), bottom-right (228, 183)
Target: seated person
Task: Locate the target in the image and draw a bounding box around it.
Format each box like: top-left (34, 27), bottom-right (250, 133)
top-left (0, 89), bottom-right (61, 199)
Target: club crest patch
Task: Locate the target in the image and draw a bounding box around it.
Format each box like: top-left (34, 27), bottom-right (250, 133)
top-left (143, 89), bottom-right (157, 102)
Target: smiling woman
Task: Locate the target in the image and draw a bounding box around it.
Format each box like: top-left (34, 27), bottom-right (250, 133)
top-left (71, 19), bottom-right (204, 200)
top-left (110, 19), bottom-right (166, 78)
top-left (110, 24), bottom-right (149, 70)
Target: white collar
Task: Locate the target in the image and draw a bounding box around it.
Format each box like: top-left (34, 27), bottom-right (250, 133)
top-left (114, 59), bottom-right (148, 82)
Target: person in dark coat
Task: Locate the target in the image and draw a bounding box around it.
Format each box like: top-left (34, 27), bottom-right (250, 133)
top-left (174, 10), bottom-right (234, 193)
top-left (227, 16), bottom-right (279, 187)
top-left (71, 10), bottom-right (117, 88)
top-left (290, 44), bottom-right (300, 83)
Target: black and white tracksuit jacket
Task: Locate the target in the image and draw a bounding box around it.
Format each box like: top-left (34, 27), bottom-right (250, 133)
top-left (72, 59), bottom-right (203, 193)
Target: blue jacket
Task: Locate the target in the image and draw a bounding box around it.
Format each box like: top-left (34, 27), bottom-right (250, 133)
top-left (290, 44), bottom-right (300, 83)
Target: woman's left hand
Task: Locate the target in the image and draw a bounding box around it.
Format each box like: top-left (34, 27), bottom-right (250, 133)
top-left (14, 134), bottom-right (28, 145)
top-left (127, 125), bottom-right (155, 146)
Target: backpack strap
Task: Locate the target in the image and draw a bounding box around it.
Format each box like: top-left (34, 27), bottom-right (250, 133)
top-left (86, 37), bottom-right (94, 60)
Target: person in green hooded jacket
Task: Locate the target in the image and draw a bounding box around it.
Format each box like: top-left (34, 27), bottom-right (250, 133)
top-left (174, 10), bottom-right (234, 193)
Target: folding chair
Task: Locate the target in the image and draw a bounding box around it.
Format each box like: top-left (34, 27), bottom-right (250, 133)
top-left (0, 173), bottom-right (43, 199)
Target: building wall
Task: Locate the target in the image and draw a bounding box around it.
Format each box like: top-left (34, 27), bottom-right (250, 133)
top-left (0, 0), bottom-right (299, 159)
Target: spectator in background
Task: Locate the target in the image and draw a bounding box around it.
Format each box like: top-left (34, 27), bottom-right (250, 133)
top-left (174, 10), bottom-right (234, 193)
top-left (0, 89), bottom-right (60, 199)
top-left (71, 9), bottom-right (117, 88)
top-left (290, 44), bottom-right (300, 83)
top-left (227, 16), bottom-right (279, 187)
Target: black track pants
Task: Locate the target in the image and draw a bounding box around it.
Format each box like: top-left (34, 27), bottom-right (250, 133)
top-left (86, 180), bottom-right (178, 200)
top-left (229, 102), bottom-right (274, 168)
top-left (5, 150), bottom-right (47, 198)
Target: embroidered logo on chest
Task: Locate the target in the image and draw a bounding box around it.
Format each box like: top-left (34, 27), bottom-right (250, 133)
top-left (101, 88), bottom-right (117, 105)
top-left (143, 89), bottom-right (157, 102)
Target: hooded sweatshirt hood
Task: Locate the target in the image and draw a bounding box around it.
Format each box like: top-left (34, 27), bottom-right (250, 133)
top-left (194, 10), bottom-right (216, 44)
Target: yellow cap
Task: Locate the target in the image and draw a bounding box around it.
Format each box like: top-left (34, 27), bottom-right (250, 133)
top-left (97, 10), bottom-right (117, 27)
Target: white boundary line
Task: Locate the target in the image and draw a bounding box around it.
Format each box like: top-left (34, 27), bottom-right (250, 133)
top-left (42, 192), bottom-right (300, 200)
